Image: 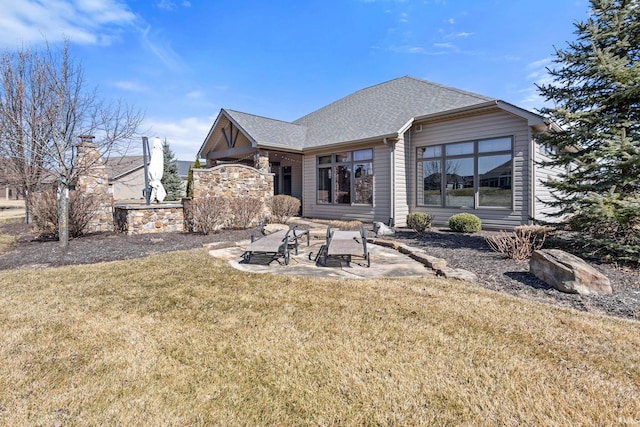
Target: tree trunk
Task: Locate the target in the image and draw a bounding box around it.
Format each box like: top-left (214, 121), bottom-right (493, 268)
top-left (58, 184), bottom-right (69, 250)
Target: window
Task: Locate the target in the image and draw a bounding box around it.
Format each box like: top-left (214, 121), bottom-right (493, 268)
top-left (417, 137), bottom-right (513, 209)
top-left (317, 148), bottom-right (373, 205)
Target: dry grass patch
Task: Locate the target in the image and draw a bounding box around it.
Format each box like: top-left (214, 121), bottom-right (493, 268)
top-left (0, 249), bottom-right (639, 425)
top-left (0, 233), bottom-right (15, 253)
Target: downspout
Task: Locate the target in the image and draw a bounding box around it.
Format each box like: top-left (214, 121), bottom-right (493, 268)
top-left (384, 137), bottom-right (395, 226)
top-left (528, 127), bottom-right (535, 225)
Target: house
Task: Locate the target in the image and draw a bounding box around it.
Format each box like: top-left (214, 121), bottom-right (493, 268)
top-left (105, 156), bottom-right (193, 201)
top-left (198, 76), bottom-right (557, 229)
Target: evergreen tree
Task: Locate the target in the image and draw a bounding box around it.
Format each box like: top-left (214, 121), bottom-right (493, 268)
top-left (186, 157), bottom-right (200, 198)
top-left (161, 139), bottom-right (183, 201)
top-left (537, 0), bottom-right (640, 262)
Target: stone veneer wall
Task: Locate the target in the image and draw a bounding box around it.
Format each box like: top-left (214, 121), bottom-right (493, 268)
top-left (114, 204), bottom-right (184, 235)
top-left (75, 141), bottom-right (114, 233)
top-left (192, 163), bottom-right (274, 225)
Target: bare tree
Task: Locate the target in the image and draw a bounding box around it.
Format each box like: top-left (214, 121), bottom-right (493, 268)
top-left (0, 41), bottom-right (143, 247)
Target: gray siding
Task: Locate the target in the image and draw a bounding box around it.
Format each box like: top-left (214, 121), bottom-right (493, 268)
top-left (302, 143), bottom-right (391, 223)
top-left (532, 141), bottom-right (564, 222)
top-left (410, 110), bottom-right (532, 230)
top-left (392, 133), bottom-right (410, 227)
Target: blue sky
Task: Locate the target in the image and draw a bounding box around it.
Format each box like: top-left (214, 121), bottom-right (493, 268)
top-left (0, 0), bottom-right (589, 160)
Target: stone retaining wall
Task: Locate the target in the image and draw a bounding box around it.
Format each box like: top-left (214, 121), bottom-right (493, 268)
top-left (114, 203), bottom-right (184, 235)
top-left (192, 164), bottom-right (274, 226)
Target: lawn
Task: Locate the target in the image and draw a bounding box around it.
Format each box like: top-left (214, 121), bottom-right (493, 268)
top-left (0, 249), bottom-right (639, 425)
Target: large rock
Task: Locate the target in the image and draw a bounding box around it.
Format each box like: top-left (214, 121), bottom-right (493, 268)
top-left (373, 221), bottom-right (395, 237)
top-left (263, 223), bottom-right (289, 234)
top-left (530, 249), bottom-right (612, 295)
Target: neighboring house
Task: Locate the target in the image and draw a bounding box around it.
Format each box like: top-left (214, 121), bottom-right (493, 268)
top-left (0, 157), bottom-right (57, 200)
top-left (105, 156), bottom-right (146, 201)
top-left (198, 76), bottom-right (558, 229)
top-left (0, 158), bottom-right (20, 200)
top-left (105, 156), bottom-right (193, 201)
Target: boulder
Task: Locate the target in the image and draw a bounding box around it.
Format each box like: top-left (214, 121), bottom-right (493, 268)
top-left (529, 249), bottom-right (612, 295)
top-left (436, 267), bottom-right (478, 283)
top-left (263, 223), bottom-right (289, 234)
top-left (373, 221), bottom-right (395, 237)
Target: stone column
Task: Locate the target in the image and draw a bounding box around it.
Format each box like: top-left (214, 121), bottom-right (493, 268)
top-left (76, 140), bottom-right (114, 232)
top-left (253, 150), bottom-right (269, 172)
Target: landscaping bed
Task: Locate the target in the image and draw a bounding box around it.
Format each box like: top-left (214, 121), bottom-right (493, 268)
top-left (1, 221), bottom-right (638, 321)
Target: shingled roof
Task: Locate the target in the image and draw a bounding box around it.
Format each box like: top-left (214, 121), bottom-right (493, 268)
top-left (104, 156), bottom-right (145, 180)
top-left (201, 76), bottom-right (497, 155)
top-left (224, 109), bottom-right (307, 149)
top-left (293, 76), bottom-right (493, 148)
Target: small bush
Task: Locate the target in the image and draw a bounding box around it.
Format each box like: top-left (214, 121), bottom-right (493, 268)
top-left (30, 188), bottom-right (100, 238)
top-left (30, 190), bottom-right (58, 238)
top-left (271, 195), bottom-right (301, 224)
top-left (448, 213), bottom-right (481, 233)
top-left (190, 197), bottom-right (229, 235)
top-left (485, 225), bottom-right (552, 260)
top-left (229, 196), bottom-right (263, 229)
top-left (406, 212), bottom-right (432, 236)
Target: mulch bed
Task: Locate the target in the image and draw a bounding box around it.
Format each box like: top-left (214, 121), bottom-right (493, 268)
top-left (1, 222), bottom-right (638, 321)
top-left (392, 229), bottom-right (640, 321)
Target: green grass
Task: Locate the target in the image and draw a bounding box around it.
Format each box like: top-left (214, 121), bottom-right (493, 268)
top-left (0, 249), bottom-right (639, 425)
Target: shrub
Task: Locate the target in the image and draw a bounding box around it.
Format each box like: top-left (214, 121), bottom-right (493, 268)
top-left (190, 197), bottom-right (229, 235)
top-left (229, 196), bottom-right (263, 229)
top-left (68, 192), bottom-right (100, 237)
top-left (485, 225), bottom-right (552, 260)
top-left (271, 195), bottom-right (301, 224)
top-left (29, 189), bottom-right (58, 238)
top-left (406, 212), bottom-right (432, 236)
top-left (448, 213), bottom-right (481, 233)
top-left (30, 189), bottom-right (100, 238)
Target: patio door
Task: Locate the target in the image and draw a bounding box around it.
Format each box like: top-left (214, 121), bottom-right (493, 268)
top-left (271, 163), bottom-right (292, 196)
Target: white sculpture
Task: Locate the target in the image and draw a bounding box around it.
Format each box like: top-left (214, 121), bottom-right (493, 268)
top-left (148, 137), bottom-right (167, 202)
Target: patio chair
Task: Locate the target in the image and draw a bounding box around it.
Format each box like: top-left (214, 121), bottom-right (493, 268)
top-left (241, 224), bottom-right (309, 265)
top-left (310, 225), bottom-right (370, 267)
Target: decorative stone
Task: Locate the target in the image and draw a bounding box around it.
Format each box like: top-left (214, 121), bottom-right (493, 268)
top-left (373, 221), bottom-right (395, 236)
top-left (367, 238), bottom-right (403, 250)
top-left (263, 223), bottom-right (289, 234)
top-left (436, 267), bottom-right (478, 283)
top-left (530, 249), bottom-right (612, 295)
top-left (409, 251), bottom-right (447, 270)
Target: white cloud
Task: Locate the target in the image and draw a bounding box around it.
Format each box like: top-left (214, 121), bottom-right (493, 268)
top-left (186, 90), bottom-right (204, 99)
top-left (155, 0), bottom-right (190, 11)
top-left (144, 115), bottom-right (216, 160)
top-left (445, 17), bottom-right (455, 24)
top-left (434, 42), bottom-right (454, 49)
top-left (0, 0), bottom-right (137, 47)
top-left (111, 80), bottom-right (150, 92)
top-left (517, 57), bottom-right (555, 111)
top-left (138, 25), bottom-right (187, 73)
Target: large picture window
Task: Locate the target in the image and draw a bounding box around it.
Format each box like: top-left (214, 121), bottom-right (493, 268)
top-left (417, 137), bottom-right (513, 209)
top-left (317, 149), bottom-right (373, 205)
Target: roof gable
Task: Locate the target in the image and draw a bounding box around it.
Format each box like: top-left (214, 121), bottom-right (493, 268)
top-left (225, 109), bottom-right (307, 149)
top-left (199, 76), bottom-right (545, 158)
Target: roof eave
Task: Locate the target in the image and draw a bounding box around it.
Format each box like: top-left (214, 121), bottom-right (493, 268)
top-left (301, 133), bottom-right (398, 153)
top-left (256, 143), bottom-right (304, 153)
